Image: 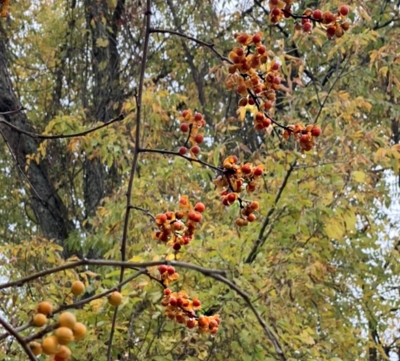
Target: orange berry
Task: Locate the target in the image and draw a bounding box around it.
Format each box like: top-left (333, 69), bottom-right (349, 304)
top-left (186, 319), bottom-right (197, 329)
top-left (55, 327), bottom-right (74, 345)
top-left (108, 291), bottom-right (123, 307)
top-left (198, 316), bottom-right (209, 328)
top-left (41, 336), bottom-right (59, 355)
top-left (29, 342), bottom-right (42, 356)
top-left (194, 202), bottom-right (206, 213)
top-left (72, 322), bottom-right (87, 341)
top-left (71, 280), bottom-right (85, 296)
top-left (210, 327), bottom-right (219, 335)
top-left (247, 213), bottom-right (256, 222)
top-left (322, 11), bottom-right (335, 24)
top-left (37, 301), bottom-right (53, 316)
top-left (249, 201), bottom-right (259, 211)
top-left (55, 345), bottom-right (71, 359)
top-left (192, 299), bottom-right (201, 307)
top-left (58, 312), bottom-right (76, 329)
top-left (32, 313), bottom-right (47, 327)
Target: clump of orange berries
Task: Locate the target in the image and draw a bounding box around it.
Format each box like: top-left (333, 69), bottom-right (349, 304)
top-left (213, 156), bottom-right (262, 226)
top-left (283, 123), bottom-right (322, 151)
top-left (153, 196), bottom-right (206, 252)
top-left (225, 32), bottom-right (281, 120)
top-left (289, 5), bottom-right (351, 38)
top-left (178, 110), bottom-right (206, 157)
top-left (161, 288), bottom-right (221, 335)
top-left (29, 302), bottom-right (87, 360)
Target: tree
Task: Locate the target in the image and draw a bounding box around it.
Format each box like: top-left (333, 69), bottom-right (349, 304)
top-left (0, 0), bottom-right (399, 360)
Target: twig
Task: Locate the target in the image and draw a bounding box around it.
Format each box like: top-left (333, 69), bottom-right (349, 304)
top-left (245, 159), bottom-right (297, 263)
top-left (109, 1), bottom-right (153, 359)
top-left (149, 28), bottom-right (231, 64)
top-left (0, 113), bottom-right (124, 140)
top-left (0, 259), bottom-right (226, 290)
top-left (139, 147), bottom-right (223, 173)
top-left (0, 315), bottom-right (37, 361)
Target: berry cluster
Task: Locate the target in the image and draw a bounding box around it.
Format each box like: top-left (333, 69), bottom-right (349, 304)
top-left (178, 110), bottom-right (206, 156)
top-left (153, 196), bottom-right (206, 252)
top-left (225, 32), bottom-right (281, 121)
top-left (0, 0), bottom-right (9, 18)
top-left (30, 302), bottom-right (86, 360)
top-left (292, 5), bottom-right (351, 38)
top-left (283, 124), bottom-right (322, 151)
top-left (160, 288), bottom-right (221, 335)
top-left (214, 156), bottom-right (262, 226)
top-left (158, 265), bottom-right (179, 286)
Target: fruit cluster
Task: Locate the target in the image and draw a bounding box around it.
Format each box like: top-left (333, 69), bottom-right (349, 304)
top-left (153, 196), bottom-right (206, 252)
top-left (178, 110), bottom-right (206, 156)
top-left (160, 287), bottom-right (221, 335)
top-left (29, 302), bottom-right (86, 360)
top-left (283, 123), bottom-right (321, 151)
top-left (0, 0), bottom-right (9, 18)
top-left (158, 265), bottom-right (179, 286)
top-left (214, 156), bottom-right (262, 226)
top-left (225, 32), bottom-right (281, 122)
top-left (291, 5), bottom-right (351, 38)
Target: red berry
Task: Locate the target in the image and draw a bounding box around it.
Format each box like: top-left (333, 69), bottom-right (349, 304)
top-left (339, 5), bottom-right (349, 16)
top-left (194, 202), bottom-right (206, 213)
top-left (311, 126), bottom-right (322, 137)
top-left (248, 97), bottom-right (255, 105)
top-left (191, 146), bottom-right (200, 154)
top-left (194, 113), bottom-right (203, 121)
top-left (273, 77), bottom-right (281, 85)
top-left (271, 62), bottom-right (280, 71)
top-left (241, 164), bottom-right (252, 174)
top-left (247, 213), bottom-right (256, 222)
top-left (252, 34), bottom-right (261, 43)
top-left (169, 297), bottom-right (177, 306)
top-left (179, 146), bottom-right (187, 155)
top-left (326, 26), bottom-right (336, 38)
top-left (157, 213), bottom-right (167, 223)
top-left (181, 110), bottom-right (189, 118)
top-left (232, 155), bottom-right (238, 163)
top-left (237, 33), bottom-right (249, 45)
top-left (164, 288), bottom-right (171, 295)
top-left (270, 0), bottom-right (279, 4)
top-left (257, 45), bottom-right (267, 55)
top-left (158, 265), bottom-right (168, 274)
top-left (271, 7), bottom-right (281, 17)
top-left (253, 167), bottom-right (263, 176)
top-left (263, 101), bottom-right (273, 110)
top-left (301, 18), bottom-right (310, 25)
top-left (313, 9), bottom-right (322, 20)
top-left (303, 22), bottom-right (313, 33)
top-left (167, 266), bottom-right (175, 275)
top-left (180, 123), bottom-right (189, 132)
top-left (194, 134), bottom-right (204, 144)
top-left (192, 299), bottom-right (201, 307)
top-left (227, 193), bottom-right (236, 204)
top-left (322, 11), bottom-right (335, 24)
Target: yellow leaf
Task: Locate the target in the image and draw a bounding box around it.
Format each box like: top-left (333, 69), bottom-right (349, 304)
top-left (352, 171), bottom-right (366, 183)
top-left (324, 218), bottom-right (345, 239)
top-left (96, 37), bottom-right (109, 48)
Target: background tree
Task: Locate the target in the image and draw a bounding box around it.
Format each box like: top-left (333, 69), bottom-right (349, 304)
top-left (0, 0), bottom-right (400, 360)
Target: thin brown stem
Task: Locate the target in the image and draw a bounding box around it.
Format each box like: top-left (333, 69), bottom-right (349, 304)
top-left (0, 315), bottom-right (37, 361)
top-left (0, 113), bottom-right (124, 140)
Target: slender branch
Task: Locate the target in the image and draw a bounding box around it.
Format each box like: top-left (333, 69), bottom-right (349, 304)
top-left (109, 1), bottom-right (153, 359)
top-left (0, 259), bottom-right (226, 290)
top-left (0, 107), bottom-right (23, 115)
top-left (139, 147), bottom-right (223, 173)
top-left (149, 28), bottom-right (231, 64)
top-left (211, 273), bottom-right (286, 360)
top-left (0, 113), bottom-right (124, 140)
top-left (245, 159), bottom-right (297, 263)
top-left (129, 205), bottom-right (155, 220)
top-left (0, 315), bottom-right (37, 361)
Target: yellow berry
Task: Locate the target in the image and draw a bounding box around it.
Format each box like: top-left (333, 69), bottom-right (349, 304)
top-left (41, 336), bottom-right (59, 355)
top-left (58, 312), bottom-right (76, 329)
top-left (32, 313), bottom-right (47, 327)
top-left (37, 301), bottom-right (53, 316)
top-left (73, 322), bottom-right (87, 341)
top-left (55, 345), bottom-right (72, 359)
top-left (55, 327), bottom-right (74, 345)
top-left (29, 342), bottom-right (42, 356)
top-left (71, 280), bottom-right (85, 296)
top-left (108, 291), bottom-right (123, 307)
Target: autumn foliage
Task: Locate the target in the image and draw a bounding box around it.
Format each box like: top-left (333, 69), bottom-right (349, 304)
top-left (1, 1), bottom-right (400, 361)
